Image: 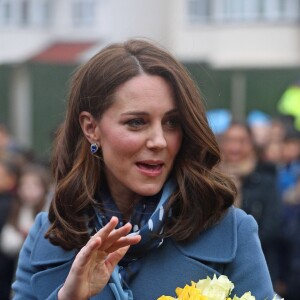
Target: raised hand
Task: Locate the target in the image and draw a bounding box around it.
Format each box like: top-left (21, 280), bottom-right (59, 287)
top-left (58, 216), bottom-right (141, 300)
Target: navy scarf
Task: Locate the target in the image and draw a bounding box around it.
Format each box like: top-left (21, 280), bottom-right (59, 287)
top-left (92, 179), bottom-right (175, 299)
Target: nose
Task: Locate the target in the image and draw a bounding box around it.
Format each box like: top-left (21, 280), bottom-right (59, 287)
top-left (146, 125), bottom-right (167, 150)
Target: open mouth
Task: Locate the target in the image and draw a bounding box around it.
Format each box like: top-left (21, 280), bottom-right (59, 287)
top-left (136, 163), bottom-right (164, 171)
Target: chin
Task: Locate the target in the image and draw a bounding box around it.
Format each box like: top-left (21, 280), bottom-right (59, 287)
top-left (136, 182), bottom-right (165, 197)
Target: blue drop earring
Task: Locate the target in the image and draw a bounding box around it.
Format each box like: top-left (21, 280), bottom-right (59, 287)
top-left (90, 143), bottom-right (99, 154)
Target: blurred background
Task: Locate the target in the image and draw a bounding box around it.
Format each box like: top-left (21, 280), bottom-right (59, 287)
top-left (1, 0), bottom-right (300, 158)
top-left (1, 0), bottom-right (300, 299)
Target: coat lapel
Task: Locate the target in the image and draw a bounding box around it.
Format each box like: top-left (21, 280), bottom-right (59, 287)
top-left (30, 218), bottom-right (77, 266)
top-left (176, 206), bottom-right (237, 263)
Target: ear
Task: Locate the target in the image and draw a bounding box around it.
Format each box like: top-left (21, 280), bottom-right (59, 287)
top-left (79, 111), bottom-right (100, 145)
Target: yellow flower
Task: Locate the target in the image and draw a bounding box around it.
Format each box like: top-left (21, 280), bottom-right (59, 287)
top-left (175, 283), bottom-right (208, 300)
top-left (156, 275), bottom-right (284, 300)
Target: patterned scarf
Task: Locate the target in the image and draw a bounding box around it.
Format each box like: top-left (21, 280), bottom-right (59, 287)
top-left (93, 179), bottom-right (176, 300)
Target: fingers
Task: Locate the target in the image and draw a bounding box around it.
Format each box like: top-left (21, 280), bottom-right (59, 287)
top-left (92, 217), bottom-right (140, 254)
top-left (101, 222), bottom-right (132, 244)
top-left (75, 217), bottom-right (141, 269)
top-left (105, 234), bottom-right (141, 253)
top-left (93, 216), bottom-right (119, 241)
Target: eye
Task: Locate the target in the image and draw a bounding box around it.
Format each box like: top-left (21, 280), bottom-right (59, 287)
top-left (164, 116), bottom-right (181, 129)
top-left (126, 118), bottom-right (146, 129)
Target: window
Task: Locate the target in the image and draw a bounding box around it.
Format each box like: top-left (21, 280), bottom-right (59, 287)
top-left (20, 0), bottom-right (29, 26)
top-left (72, 0), bottom-right (95, 27)
top-left (0, 0), bottom-right (12, 26)
top-left (30, 0), bottom-right (52, 27)
top-left (284, 0), bottom-right (300, 20)
top-left (187, 0), bottom-right (300, 23)
top-left (262, 0), bottom-right (300, 20)
top-left (188, 0), bottom-right (211, 22)
top-left (0, 0), bottom-right (51, 28)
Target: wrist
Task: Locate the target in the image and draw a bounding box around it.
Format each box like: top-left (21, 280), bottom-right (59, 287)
top-left (58, 287), bottom-right (89, 300)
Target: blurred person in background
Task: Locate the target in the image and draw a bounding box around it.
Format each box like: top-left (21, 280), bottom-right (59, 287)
top-left (256, 115), bottom-right (300, 299)
top-left (274, 127), bottom-right (300, 299)
top-left (277, 128), bottom-right (300, 196)
top-left (269, 118), bottom-right (287, 144)
top-left (1, 163), bottom-right (51, 256)
top-left (262, 141), bottom-right (283, 166)
top-left (0, 163), bottom-right (51, 299)
top-left (260, 118), bottom-right (287, 166)
top-left (247, 110), bottom-right (272, 151)
top-left (278, 175), bottom-right (300, 300)
top-left (0, 158), bottom-right (19, 300)
top-left (219, 121), bottom-right (281, 286)
top-left (0, 121), bottom-right (23, 158)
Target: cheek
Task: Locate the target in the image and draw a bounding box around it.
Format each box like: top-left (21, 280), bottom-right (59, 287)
top-left (101, 132), bottom-right (143, 159)
top-left (169, 134), bottom-right (182, 156)
top-left (224, 143), bottom-right (236, 154)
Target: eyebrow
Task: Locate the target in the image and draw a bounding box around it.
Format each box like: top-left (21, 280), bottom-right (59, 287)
top-left (121, 108), bottom-right (179, 116)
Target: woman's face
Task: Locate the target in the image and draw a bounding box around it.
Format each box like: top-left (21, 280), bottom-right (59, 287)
top-left (95, 74), bottom-right (182, 200)
top-left (221, 125), bottom-right (254, 163)
top-left (18, 173), bottom-right (45, 206)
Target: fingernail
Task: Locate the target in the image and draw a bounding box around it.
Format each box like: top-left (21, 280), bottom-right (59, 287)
top-left (128, 231), bottom-right (140, 236)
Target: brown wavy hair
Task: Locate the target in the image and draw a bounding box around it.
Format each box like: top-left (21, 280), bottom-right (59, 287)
top-left (46, 39), bottom-right (236, 250)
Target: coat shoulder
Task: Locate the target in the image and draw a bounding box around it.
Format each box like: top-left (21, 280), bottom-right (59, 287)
top-left (30, 213), bottom-right (76, 266)
top-left (174, 206), bottom-right (258, 263)
top-left (35, 211), bottom-right (50, 229)
top-left (12, 212), bottom-right (77, 299)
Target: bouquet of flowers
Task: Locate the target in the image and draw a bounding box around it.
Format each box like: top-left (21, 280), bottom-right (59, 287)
top-left (157, 275), bottom-right (282, 300)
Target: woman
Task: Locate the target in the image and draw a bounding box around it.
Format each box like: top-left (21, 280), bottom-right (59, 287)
top-left (0, 163), bottom-right (50, 300)
top-left (12, 40), bottom-right (274, 300)
top-left (0, 157), bottom-right (19, 300)
top-left (219, 122), bottom-right (281, 286)
top-left (1, 163), bottom-right (51, 258)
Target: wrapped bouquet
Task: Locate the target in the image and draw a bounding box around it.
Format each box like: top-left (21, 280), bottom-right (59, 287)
top-left (157, 275), bottom-right (282, 300)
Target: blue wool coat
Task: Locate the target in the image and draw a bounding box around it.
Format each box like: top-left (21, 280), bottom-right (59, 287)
top-left (12, 207), bottom-right (275, 300)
